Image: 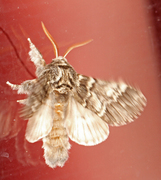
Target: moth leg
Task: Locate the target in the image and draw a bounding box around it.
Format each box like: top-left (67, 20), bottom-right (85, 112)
top-left (17, 99), bottom-right (27, 104)
top-left (6, 79), bottom-right (36, 94)
top-left (28, 38), bottom-right (46, 77)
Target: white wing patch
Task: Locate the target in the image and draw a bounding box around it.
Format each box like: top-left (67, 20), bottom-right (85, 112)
top-left (65, 97), bottom-right (109, 146)
top-left (25, 95), bottom-right (54, 143)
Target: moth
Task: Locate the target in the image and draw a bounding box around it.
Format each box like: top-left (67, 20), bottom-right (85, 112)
top-left (6, 22), bottom-right (146, 168)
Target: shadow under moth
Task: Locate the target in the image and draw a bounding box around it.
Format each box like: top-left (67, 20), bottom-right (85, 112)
top-left (6, 22), bottom-right (146, 168)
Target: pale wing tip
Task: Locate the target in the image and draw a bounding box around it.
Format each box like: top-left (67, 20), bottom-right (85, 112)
top-left (68, 131), bottom-right (109, 146)
top-left (25, 125), bottom-right (52, 143)
top-left (25, 122), bottom-right (53, 142)
top-left (25, 133), bottom-right (42, 143)
top-left (25, 132), bottom-right (48, 143)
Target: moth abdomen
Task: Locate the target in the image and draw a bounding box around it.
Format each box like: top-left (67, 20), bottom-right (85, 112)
top-left (42, 102), bottom-right (71, 168)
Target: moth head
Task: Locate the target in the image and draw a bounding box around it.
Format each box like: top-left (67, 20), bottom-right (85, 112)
top-left (41, 22), bottom-right (93, 60)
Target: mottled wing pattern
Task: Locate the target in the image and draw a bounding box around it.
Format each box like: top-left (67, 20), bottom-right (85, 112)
top-left (20, 75), bottom-right (50, 119)
top-left (74, 74), bottom-right (146, 126)
top-left (65, 97), bottom-right (109, 146)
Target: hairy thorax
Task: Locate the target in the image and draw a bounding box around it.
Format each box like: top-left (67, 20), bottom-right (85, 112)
top-left (39, 57), bottom-right (78, 95)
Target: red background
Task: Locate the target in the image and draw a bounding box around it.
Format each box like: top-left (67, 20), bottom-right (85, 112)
top-left (0, 0), bottom-right (161, 180)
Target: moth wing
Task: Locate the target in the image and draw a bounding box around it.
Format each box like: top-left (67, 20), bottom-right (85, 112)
top-left (28, 38), bottom-right (46, 77)
top-left (25, 94), bottom-right (54, 143)
top-left (65, 97), bottom-right (109, 146)
top-left (74, 75), bottom-right (147, 126)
